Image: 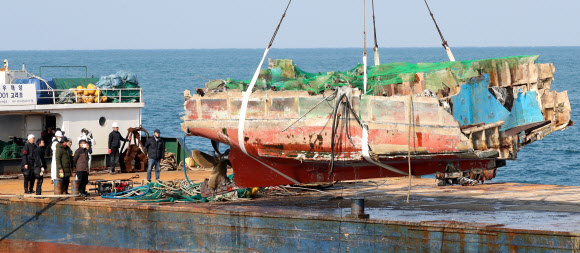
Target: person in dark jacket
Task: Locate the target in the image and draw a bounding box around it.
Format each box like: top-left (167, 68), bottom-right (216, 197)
top-left (56, 137), bottom-right (73, 194)
top-left (144, 129), bottom-right (165, 182)
top-left (73, 140), bottom-right (90, 196)
top-left (107, 122), bottom-right (128, 174)
top-left (21, 134), bottom-right (37, 194)
top-left (33, 139), bottom-right (47, 195)
top-left (41, 127), bottom-right (53, 156)
top-left (78, 128), bottom-right (95, 170)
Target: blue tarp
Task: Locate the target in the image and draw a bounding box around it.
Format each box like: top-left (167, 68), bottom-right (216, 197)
top-left (96, 70), bottom-right (139, 89)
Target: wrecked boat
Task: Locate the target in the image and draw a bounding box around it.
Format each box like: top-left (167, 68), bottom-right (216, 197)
top-left (181, 55), bottom-right (572, 187)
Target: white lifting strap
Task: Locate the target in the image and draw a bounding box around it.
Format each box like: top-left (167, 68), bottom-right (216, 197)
top-left (236, 48), bottom-right (300, 185)
top-left (361, 124), bottom-right (409, 175)
top-left (238, 48), bottom-right (269, 155)
top-left (363, 54), bottom-right (368, 94)
top-left (445, 46), bottom-right (456, 62)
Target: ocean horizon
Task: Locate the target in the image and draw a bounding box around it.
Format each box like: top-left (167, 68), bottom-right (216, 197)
top-left (3, 45), bottom-right (580, 52)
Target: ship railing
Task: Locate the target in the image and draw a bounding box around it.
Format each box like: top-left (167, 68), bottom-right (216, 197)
top-left (35, 88), bottom-right (143, 105)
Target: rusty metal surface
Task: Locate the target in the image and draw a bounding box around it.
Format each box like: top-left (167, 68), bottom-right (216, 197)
top-left (1, 178), bottom-right (579, 252)
top-left (119, 127), bottom-right (149, 173)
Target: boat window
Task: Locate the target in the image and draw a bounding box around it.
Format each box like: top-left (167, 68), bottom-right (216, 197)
top-left (99, 117), bottom-right (106, 127)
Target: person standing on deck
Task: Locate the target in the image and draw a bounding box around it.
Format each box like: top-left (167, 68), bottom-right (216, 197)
top-left (51, 131), bottom-right (64, 182)
top-left (67, 139), bottom-right (73, 156)
top-left (21, 134), bottom-right (37, 194)
top-left (73, 140), bottom-right (90, 196)
top-left (33, 139), bottom-right (47, 195)
top-left (41, 127), bottom-right (53, 156)
top-left (144, 129), bottom-right (165, 182)
top-left (108, 122), bottom-right (128, 174)
top-left (56, 137), bottom-right (73, 194)
top-left (78, 128), bottom-right (95, 171)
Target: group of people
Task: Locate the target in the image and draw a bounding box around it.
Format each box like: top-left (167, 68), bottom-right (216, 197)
top-left (20, 135), bottom-right (47, 195)
top-left (21, 122), bottom-right (166, 196)
top-left (22, 128), bottom-right (95, 196)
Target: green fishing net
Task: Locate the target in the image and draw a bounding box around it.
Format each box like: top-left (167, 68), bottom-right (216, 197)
top-left (223, 55), bottom-right (539, 95)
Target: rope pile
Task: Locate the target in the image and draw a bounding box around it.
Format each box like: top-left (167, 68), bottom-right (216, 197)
top-left (178, 161), bottom-right (198, 171)
top-left (101, 175), bottom-right (253, 203)
top-left (160, 152), bottom-right (177, 171)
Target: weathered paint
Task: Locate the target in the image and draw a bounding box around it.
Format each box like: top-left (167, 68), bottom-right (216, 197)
top-left (185, 94), bottom-right (472, 157)
top-left (229, 147), bottom-right (495, 187)
top-left (183, 90), bottom-right (478, 186)
top-left (452, 74), bottom-right (509, 126)
top-left (451, 74), bottom-right (544, 130)
top-left (0, 194), bottom-right (579, 252)
top-left (182, 59), bottom-right (571, 187)
top-left (505, 90), bottom-right (546, 130)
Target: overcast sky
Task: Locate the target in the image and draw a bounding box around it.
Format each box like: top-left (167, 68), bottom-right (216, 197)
top-left (2, 0), bottom-right (578, 50)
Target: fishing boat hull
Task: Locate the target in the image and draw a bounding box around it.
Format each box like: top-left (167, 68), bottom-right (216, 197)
top-left (182, 57), bottom-right (572, 187)
top-left (227, 147), bottom-right (496, 187)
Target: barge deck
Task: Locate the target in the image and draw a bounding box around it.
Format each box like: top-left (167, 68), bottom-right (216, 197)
top-left (0, 174), bottom-right (579, 252)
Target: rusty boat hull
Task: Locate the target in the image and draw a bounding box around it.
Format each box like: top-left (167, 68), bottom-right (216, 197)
top-left (182, 57), bottom-right (572, 187)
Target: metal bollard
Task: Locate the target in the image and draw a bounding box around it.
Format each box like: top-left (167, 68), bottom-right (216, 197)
top-left (54, 179), bottom-right (63, 195)
top-left (346, 198), bottom-right (370, 219)
top-left (71, 180), bottom-right (80, 195)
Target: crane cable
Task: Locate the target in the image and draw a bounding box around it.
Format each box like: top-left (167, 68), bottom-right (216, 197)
top-left (371, 0), bottom-right (380, 66)
top-left (268, 0), bottom-right (293, 49)
top-left (406, 93), bottom-right (416, 203)
top-left (422, 0), bottom-right (456, 61)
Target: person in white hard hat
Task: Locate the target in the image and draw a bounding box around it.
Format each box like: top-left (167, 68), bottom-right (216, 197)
top-left (21, 134), bottom-right (37, 193)
top-left (51, 131), bottom-right (64, 182)
top-left (107, 122), bottom-right (128, 174)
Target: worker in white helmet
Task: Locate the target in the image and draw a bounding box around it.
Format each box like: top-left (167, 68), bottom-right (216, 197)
top-left (51, 130), bottom-right (64, 182)
top-left (107, 122), bottom-right (128, 174)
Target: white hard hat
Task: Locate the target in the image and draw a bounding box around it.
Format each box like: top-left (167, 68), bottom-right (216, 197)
top-left (112, 122), bottom-right (119, 128)
top-left (28, 134), bottom-right (35, 140)
top-left (55, 131), bottom-right (63, 137)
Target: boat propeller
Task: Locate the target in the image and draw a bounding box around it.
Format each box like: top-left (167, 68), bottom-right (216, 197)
top-left (208, 140), bottom-right (231, 189)
top-left (211, 140), bottom-right (231, 165)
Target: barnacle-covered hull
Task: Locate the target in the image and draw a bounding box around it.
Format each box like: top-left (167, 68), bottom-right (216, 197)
top-left (182, 56), bottom-right (572, 187)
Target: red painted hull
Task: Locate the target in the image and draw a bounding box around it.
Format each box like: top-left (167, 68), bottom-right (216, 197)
top-left (228, 146), bottom-right (494, 187)
top-left (185, 105), bottom-right (492, 187)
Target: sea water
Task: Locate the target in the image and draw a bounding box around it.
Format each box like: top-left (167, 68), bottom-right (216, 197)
top-left (1, 47), bottom-right (578, 185)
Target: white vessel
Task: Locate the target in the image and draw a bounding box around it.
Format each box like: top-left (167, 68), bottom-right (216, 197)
top-left (0, 60), bottom-right (144, 174)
